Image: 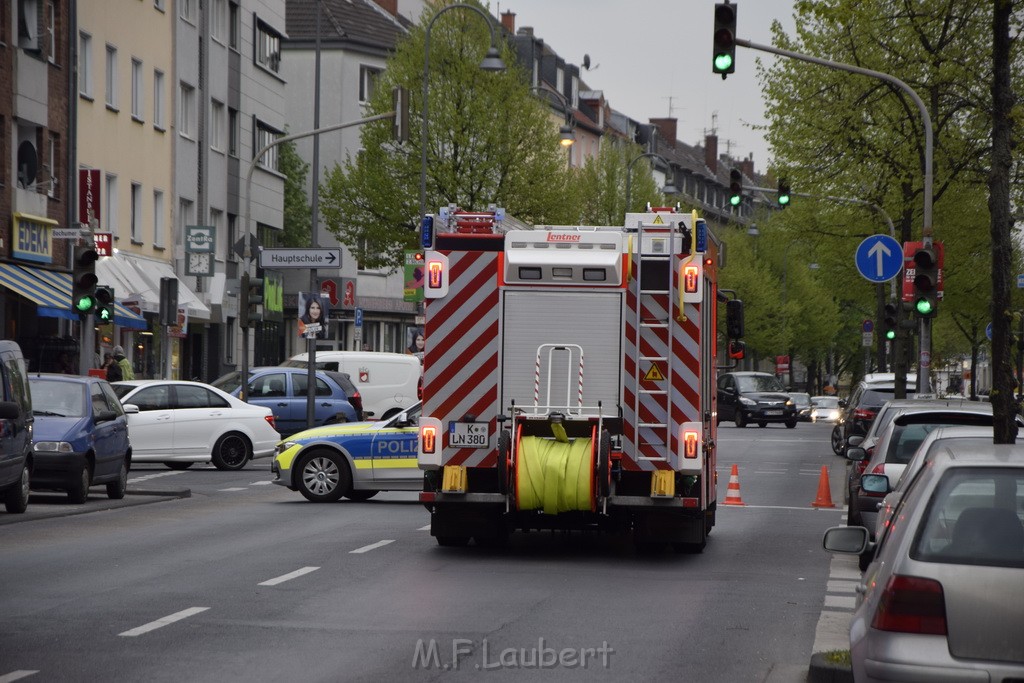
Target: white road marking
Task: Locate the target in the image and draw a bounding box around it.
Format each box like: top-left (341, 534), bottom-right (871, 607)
top-left (418, 525), bottom-right (431, 531)
top-left (721, 504), bottom-right (844, 511)
top-left (754, 470), bottom-right (788, 475)
top-left (825, 595), bottom-right (857, 609)
top-left (0, 671), bottom-right (39, 682)
top-left (827, 580), bottom-right (859, 593)
top-left (250, 481), bottom-right (274, 486)
top-left (350, 540), bottom-right (395, 554)
top-left (218, 487), bottom-right (248, 492)
top-left (259, 567), bottom-right (320, 586)
top-left (119, 607), bottom-right (209, 637)
top-left (128, 471), bottom-right (186, 483)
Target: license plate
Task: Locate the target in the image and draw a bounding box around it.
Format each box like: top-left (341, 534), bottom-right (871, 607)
top-left (765, 410), bottom-right (783, 416)
top-left (449, 422), bottom-right (488, 448)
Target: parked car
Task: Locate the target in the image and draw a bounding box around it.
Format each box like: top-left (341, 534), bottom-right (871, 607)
top-left (0, 341), bottom-right (33, 513)
top-left (716, 371), bottom-right (797, 428)
top-left (846, 404), bottom-right (1005, 538)
top-left (823, 443), bottom-right (1024, 681)
top-left (834, 373), bottom-right (918, 455)
top-left (211, 367), bottom-right (360, 437)
top-left (282, 351), bottom-right (421, 420)
top-left (272, 402), bottom-right (422, 502)
top-left (112, 380), bottom-right (280, 470)
top-left (28, 374), bottom-right (133, 503)
top-left (790, 392), bottom-right (813, 421)
top-left (810, 395), bottom-right (842, 423)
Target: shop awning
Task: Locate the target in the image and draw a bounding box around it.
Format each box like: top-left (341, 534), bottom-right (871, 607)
top-left (97, 255), bottom-right (210, 321)
top-left (0, 263), bottom-right (148, 329)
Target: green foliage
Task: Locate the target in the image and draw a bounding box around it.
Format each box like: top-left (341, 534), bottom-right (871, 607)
top-left (569, 142), bottom-right (670, 225)
top-left (279, 137), bottom-right (312, 248)
top-left (318, 0), bottom-right (575, 271)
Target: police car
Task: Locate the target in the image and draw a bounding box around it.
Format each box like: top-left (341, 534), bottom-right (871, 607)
top-left (271, 403), bottom-right (421, 502)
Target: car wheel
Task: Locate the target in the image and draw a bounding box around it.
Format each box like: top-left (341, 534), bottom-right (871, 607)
top-left (164, 462), bottom-right (194, 470)
top-left (106, 458), bottom-right (129, 500)
top-left (757, 422), bottom-right (767, 428)
top-left (785, 420), bottom-right (797, 429)
top-left (296, 450), bottom-right (350, 502)
top-left (734, 411), bottom-right (747, 428)
top-left (68, 464), bottom-right (91, 504)
top-left (212, 432), bottom-right (251, 471)
top-left (3, 463), bottom-right (30, 513)
top-left (345, 489), bottom-right (378, 501)
top-left (830, 425), bottom-right (845, 456)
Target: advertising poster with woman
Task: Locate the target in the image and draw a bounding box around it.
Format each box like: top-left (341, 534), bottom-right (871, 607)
top-left (406, 326), bottom-right (425, 359)
top-left (298, 292), bottom-right (329, 339)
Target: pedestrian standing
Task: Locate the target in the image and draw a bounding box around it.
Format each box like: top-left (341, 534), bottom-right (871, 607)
top-left (113, 345), bottom-right (135, 380)
top-left (104, 353), bottom-right (123, 382)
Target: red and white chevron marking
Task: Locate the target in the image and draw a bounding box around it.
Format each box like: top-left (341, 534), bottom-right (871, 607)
top-left (423, 250), bottom-right (500, 467)
top-left (620, 259), bottom-right (702, 472)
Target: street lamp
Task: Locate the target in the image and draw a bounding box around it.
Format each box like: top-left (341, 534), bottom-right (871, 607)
top-left (529, 86), bottom-right (576, 154)
top-left (419, 3), bottom-right (506, 223)
top-left (624, 152), bottom-right (677, 214)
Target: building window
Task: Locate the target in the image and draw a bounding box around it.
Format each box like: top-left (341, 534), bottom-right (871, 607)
top-left (359, 66), bottom-right (380, 103)
top-left (18, 0), bottom-right (39, 52)
top-left (130, 182), bottom-right (142, 242)
top-left (227, 213), bottom-right (238, 261)
top-left (153, 69), bottom-right (165, 130)
top-left (46, 0), bottom-right (56, 64)
top-left (210, 100), bottom-right (224, 151)
top-left (78, 32), bottom-right (92, 97)
top-left (0, 117), bottom-right (5, 187)
top-left (152, 190), bottom-right (165, 248)
top-left (210, 208), bottom-right (223, 259)
top-left (105, 173), bottom-right (118, 238)
top-left (154, 0), bottom-right (165, 10)
top-left (131, 58), bottom-right (143, 121)
top-left (228, 1), bottom-right (239, 50)
top-left (254, 18), bottom-right (281, 73)
top-left (46, 132), bottom-right (58, 199)
top-left (105, 44), bottom-right (118, 109)
top-left (228, 107), bottom-right (239, 156)
top-left (254, 119), bottom-right (281, 171)
top-left (211, 0), bottom-right (225, 42)
top-left (179, 0), bottom-right (193, 23)
top-left (179, 198), bottom-right (194, 250)
top-left (179, 82), bottom-right (195, 138)
top-left (225, 318), bottom-right (235, 364)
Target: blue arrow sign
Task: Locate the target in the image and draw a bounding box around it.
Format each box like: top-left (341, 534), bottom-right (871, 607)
top-left (855, 235), bottom-right (903, 283)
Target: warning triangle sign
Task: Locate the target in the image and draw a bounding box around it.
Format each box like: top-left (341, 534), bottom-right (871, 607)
top-left (652, 215), bottom-right (664, 225)
top-left (644, 363), bottom-right (665, 381)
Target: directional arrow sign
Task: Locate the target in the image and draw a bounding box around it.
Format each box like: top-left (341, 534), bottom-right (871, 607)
top-left (259, 248), bottom-right (342, 269)
top-left (854, 235), bottom-right (903, 283)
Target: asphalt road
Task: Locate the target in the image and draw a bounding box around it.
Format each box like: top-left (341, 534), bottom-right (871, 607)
top-left (0, 422), bottom-right (849, 683)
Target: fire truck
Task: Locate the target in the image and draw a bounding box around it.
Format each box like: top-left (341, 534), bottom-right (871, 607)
top-left (417, 205), bottom-right (737, 551)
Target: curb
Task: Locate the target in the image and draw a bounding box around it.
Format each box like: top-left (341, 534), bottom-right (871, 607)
top-left (126, 488), bottom-right (192, 498)
top-left (807, 652), bottom-right (853, 683)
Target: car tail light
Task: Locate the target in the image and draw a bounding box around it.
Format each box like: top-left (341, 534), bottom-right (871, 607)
top-left (856, 460), bottom-right (869, 475)
top-left (872, 575), bottom-right (946, 635)
top-left (349, 390), bottom-right (365, 421)
top-left (265, 415), bottom-right (277, 430)
top-left (853, 408), bottom-right (876, 422)
top-left (417, 376), bottom-right (423, 401)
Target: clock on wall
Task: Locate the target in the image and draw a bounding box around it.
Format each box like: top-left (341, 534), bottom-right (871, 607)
top-left (186, 252), bottom-right (213, 277)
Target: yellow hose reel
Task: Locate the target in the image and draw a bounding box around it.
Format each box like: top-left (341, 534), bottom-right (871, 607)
top-left (514, 425), bottom-right (597, 514)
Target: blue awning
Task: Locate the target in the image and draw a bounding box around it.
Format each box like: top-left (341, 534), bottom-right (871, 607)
top-left (0, 263), bottom-right (148, 329)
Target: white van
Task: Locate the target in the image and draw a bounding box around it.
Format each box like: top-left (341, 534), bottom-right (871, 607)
top-left (282, 351), bottom-right (421, 420)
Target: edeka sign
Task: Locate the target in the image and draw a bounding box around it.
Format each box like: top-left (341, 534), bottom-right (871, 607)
top-left (13, 213), bottom-right (57, 264)
top-left (262, 271), bottom-right (284, 323)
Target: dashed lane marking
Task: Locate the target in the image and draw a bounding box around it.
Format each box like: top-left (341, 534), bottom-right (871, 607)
top-left (0, 672), bottom-right (39, 682)
top-left (350, 540), bottom-right (395, 554)
top-left (218, 487), bottom-right (248, 492)
top-left (418, 525), bottom-right (431, 531)
top-left (259, 567), bottom-right (320, 586)
top-left (250, 481), bottom-right (274, 486)
top-left (128, 471), bottom-right (186, 483)
top-left (825, 595), bottom-right (858, 609)
top-left (119, 607), bottom-right (210, 637)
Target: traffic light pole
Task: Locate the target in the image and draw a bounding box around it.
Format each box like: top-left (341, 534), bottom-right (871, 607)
top-left (734, 36), bottom-right (934, 393)
top-left (240, 111), bottom-right (397, 402)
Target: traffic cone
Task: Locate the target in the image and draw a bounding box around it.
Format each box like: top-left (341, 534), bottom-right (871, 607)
top-left (811, 465), bottom-right (836, 508)
top-left (722, 464), bottom-right (745, 506)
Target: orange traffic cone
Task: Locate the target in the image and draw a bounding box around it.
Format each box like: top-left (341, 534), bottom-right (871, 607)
top-left (811, 465), bottom-right (836, 508)
top-left (722, 464), bottom-right (745, 506)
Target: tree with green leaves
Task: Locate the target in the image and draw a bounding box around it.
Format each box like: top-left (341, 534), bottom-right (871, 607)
top-left (279, 137), bottom-right (312, 248)
top-left (569, 141), bottom-right (666, 225)
top-left (318, 1), bottom-right (577, 271)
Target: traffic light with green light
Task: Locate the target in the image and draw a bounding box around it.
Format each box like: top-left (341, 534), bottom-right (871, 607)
top-left (883, 302), bottom-right (898, 340)
top-left (912, 246), bottom-right (939, 317)
top-left (728, 169), bottom-right (743, 207)
top-left (95, 286), bottom-right (115, 324)
top-left (71, 245), bottom-right (99, 316)
top-left (778, 178), bottom-right (791, 208)
top-left (712, 2), bottom-right (737, 78)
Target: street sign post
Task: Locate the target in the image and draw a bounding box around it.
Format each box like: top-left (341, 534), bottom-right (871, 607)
top-left (259, 248), bottom-right (342, 269)
top-left (855, 234), bottom-right (903, 283)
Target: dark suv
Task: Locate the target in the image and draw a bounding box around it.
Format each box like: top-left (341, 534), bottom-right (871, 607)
top-left (717, 371), bottom-right (797, 428)
top-left (835, 373), bottom-right (918, 454)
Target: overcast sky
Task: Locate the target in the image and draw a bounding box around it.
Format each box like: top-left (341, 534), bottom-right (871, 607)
top-left (497, 0), bottom-right (798, 175)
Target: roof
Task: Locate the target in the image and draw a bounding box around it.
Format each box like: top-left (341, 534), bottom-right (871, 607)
top-left (284, 0), bottom-right (409, 53)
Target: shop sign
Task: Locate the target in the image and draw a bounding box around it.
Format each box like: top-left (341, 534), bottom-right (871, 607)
top-left (13, 213), bottom-right (56, 264)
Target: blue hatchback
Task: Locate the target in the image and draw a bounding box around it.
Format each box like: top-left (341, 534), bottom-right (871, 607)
top-left (28, 374), bottom-right (133, 503)
top-left (212, 367), bottom-right (359, 437)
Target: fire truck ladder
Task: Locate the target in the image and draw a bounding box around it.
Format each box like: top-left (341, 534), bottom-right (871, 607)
top-left (632, 218), bottom-right (677, 462)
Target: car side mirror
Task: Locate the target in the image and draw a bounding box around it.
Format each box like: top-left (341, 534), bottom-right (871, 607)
top-left (822, 526), bottom-right (870, 554)
top-left (847, 435), bottom-right (864, 447)
top-left (860, 473), bottom-right (890, 494)
top-left (839, 399), bottom-right (848, 408)
top-left (95, 409), bottom-right (118, 423)
top-left (0, 400), bottom-right (20, 420)
top-left (122, 404), bottom-right (140, 414)
top-left (846, 446), bottom-right (867, 462)
top-left (394, 411), bottom-right (412, 428)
